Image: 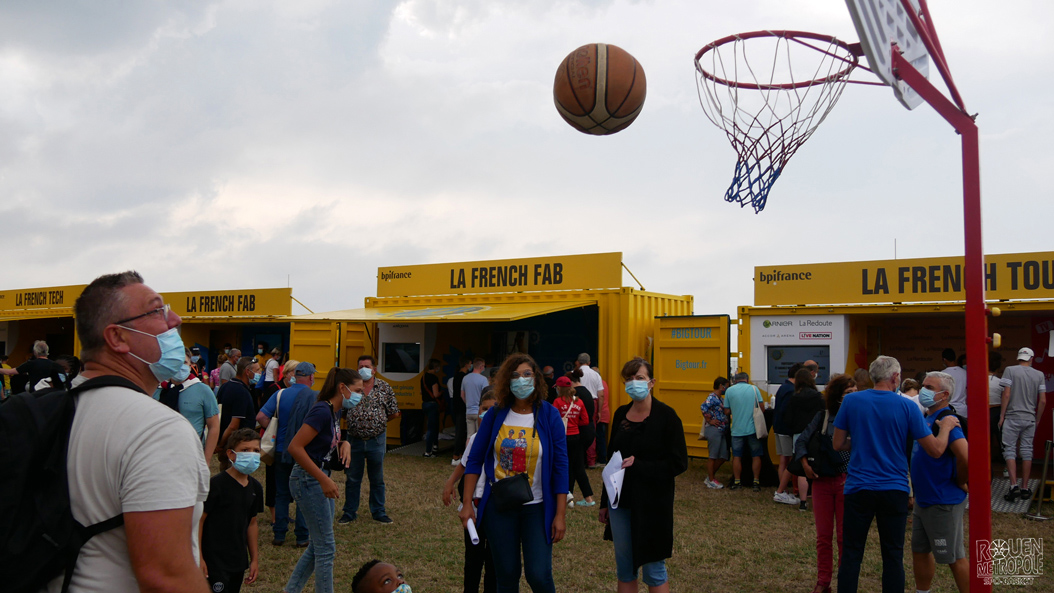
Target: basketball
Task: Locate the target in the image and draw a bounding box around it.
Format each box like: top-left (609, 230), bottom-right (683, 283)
top-left (553, 43), bottom-right (646, 135)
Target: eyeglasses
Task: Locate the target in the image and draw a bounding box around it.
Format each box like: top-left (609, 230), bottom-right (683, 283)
top-left (115, 303), bottom-right (171, 326)
top-left (510, 371), bottom-right (534, 379)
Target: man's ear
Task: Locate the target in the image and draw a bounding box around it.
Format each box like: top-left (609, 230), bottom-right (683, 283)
top-left (103, 325), bottom-right (132, 354)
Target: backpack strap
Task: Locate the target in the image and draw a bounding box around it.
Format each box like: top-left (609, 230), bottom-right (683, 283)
top-left (61, 515), bottom-right (125, 593)
top-left (69, 375), bottom-right (147, 396)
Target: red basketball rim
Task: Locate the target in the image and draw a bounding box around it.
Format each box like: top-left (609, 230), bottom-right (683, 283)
top-left (695, 30), bottom-right (859, 90)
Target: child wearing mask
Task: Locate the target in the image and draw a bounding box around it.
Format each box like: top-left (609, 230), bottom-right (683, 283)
top-left (199, 428), bottom-right (263, 593)
top-left (443, 391), bottom-right (497, 593)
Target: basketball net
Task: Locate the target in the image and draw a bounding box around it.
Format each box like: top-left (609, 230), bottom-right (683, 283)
top-left (695, 31), bottom-right (860, 213)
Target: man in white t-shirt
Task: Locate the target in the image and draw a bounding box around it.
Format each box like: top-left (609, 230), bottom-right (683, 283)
top-left (264, 347), bottom-right (282, 388)
top-left (53, 272), bottom-right (210, 593)
top-left (575, 353), bottom-right (604, 401)
top-left (942, 348), bottom-right (968, 418)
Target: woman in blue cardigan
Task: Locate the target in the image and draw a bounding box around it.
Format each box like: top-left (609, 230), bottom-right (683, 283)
top-left (459, 353), bottom-right (569, 593)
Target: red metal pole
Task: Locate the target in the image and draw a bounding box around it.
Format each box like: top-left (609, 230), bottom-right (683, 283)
top-left (893, 50), bottom-right (991, 593)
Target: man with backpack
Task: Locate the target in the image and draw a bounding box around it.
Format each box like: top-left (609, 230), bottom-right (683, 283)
top-left (910, 371), bottom-right (969, 593)
top-left (153, 347), bottom-right (221, 463)
top-left (2, 271), bottom-right (211, 593)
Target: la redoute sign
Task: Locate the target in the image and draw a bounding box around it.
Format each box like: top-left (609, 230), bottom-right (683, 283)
top-left (749, 314), bottom-right (848, 383)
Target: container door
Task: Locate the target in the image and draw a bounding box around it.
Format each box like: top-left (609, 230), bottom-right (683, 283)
top-left (288, 321), bottom-right (340, 389)
top-left (653, 315), bottom-right (731, 458)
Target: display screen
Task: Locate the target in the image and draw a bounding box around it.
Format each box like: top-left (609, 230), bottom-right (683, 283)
top-left (766, 345), bottom-right (830, 385)
top-left (383, 342), bottom-right (421, 374)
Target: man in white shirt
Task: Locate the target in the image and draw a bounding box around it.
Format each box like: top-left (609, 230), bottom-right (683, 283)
top-left (56, 271), bottom-right (210, 593)
top-left (942, 348), bottom-right (968, 418)
top-left (576, 353), bottom-right (604, 401)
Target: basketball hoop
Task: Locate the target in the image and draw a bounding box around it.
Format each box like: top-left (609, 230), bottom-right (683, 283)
top-left (695, 31), bottom-right (864, 213)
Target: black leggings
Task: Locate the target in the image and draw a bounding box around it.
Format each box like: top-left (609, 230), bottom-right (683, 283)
top-left (566, 434), bottom-right (593, 498)
top-left (464, 526), bottom-right (495, 593)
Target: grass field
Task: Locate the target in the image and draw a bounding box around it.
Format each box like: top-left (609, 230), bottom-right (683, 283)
top-left (240, 454), bottom-right (1052, 592)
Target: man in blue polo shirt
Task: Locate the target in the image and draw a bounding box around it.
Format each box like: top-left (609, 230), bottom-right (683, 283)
top-left (268, 361), bottom-right (319, 547)
top-left (910, 371), bottom-right (969, 593)
top-left (833, 356), bottom-right (960, 593)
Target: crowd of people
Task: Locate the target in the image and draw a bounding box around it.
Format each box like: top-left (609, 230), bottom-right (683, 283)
top-left (3, 270), bottom-right (1047, 593)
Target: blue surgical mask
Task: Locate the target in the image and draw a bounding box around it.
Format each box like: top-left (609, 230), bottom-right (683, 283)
top-left (919, 387), bottom-right (939, 409)
top-left (121, 326), bottom-right (186, 382)
top-left (394, 584), bottom-right (412, 593)
top-left (57, 373), bottom-right (68, 384)
top-left (173, 364), bottom-right (191, 383)
top-left (343, 388), bottom-right (363, 409)
top-left (625, 380), bottom-right (650, 401)
top-left (359, 367), bottom-right (373, 381)
top-left (231, 451), bottom-right (260, 474)
top-left (252, 372), bottom-right (262, 383)
top-left (511, 377), bottom-right (535, 399)
top-left (190, 355), bottom-right (200, 363)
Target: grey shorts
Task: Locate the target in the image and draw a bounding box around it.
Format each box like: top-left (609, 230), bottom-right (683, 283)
top-left (775, 433), bottom-right (793, 457)
top-left (705, 425), bottom-right (729, 460)
top-left (911, 501), bottom-right (967, 564)
top-left (1002, 415), bottom-right (1037, 461)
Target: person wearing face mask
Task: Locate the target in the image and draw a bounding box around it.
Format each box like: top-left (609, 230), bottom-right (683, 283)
top-left (48, 271), bottom-right (210, 592)
top-left (217, 357), bottom-right (259, 471)
top-left (909, 371), bottom-right (969, 593)
top-left (154, 348), bottom-right (221, 463)
top-left (597, 357), bottom-right (687, 593)
top-left (340, 355), bottom-right (400, 525)
top-left (282, 367), bottom-right (361, 593)
top-left (220, 348), bottom-right (242, 386)
top-left (351, 559), bottom-right (412, 593)
top-left (832, 356), bottom-right (961, 593)
top-left (255, 359), bottom-right (310, 547)
top-left (199, 428), bottom-right (264, 593)
top-left (459, 353), bottom-right (568, 593)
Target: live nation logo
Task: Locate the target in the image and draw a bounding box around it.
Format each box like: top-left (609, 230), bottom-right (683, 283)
top-left (976, 538), bottom-right (1043, 586)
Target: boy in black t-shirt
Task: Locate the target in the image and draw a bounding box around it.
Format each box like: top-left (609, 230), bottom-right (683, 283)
top-left (200, 428), bottom-right (264, 593)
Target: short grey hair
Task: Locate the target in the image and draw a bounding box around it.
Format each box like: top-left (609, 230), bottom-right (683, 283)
top-left (577, 353), bottom-right (591, 365)
top-left (32, 340), bottom-right (49, 357)
top-left (74, 271), bottom-right (144, 362)
top-left (868, 356), bottom-right (901, 384)
top-left (925, 371), bottom-right (955, 397)
top-left (734, 372), bottom-right (749, 383)
top-left (229, 348), bottom-right (242, 358)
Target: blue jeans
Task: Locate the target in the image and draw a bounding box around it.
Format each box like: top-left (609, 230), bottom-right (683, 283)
top-left (608, 504), bottom-right (668, 586)
top-left (274, 458), bottom-right (309, 544)
top-left (284, 465), bottom-right (336, 593)
top-left (481, 502), bottom-right (555, 593)
top-left (343, 433), bottom-right (387, 519)
top-left (422, 401), bottom-right (440, 453)
top-left (838, 489), bottom-right (909, 593)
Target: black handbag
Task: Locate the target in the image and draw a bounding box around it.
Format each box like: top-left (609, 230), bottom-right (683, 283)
top-left (489, 420), bottom-right (537, 512)
top-left (490, 472), bottom-right (533, 511)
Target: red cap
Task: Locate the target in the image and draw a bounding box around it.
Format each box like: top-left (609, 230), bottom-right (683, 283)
top-left (554, 376), bottom-right (572, 387)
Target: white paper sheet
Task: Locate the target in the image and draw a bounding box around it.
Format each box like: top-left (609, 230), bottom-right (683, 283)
top-left (602, 451), bottom-right (626, 509)
top-left (467, 518), bottom-right (480, 545)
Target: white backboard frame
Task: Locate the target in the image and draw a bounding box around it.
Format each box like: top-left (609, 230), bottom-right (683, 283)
top-left (845, 0), bottom-right (930, 109)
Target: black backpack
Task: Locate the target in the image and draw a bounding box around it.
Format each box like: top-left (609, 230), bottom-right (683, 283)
top-left (790, 411), bottom-right (845, 478)
top-left (932, 406), bottom-right (968, 439)
top-left (0, 375), bottom-right (144, 593)
top-left (157, 382), bottom-right (182, 412)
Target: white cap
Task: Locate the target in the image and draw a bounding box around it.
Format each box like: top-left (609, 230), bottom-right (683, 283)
top-left (1018, 347), bottom-right (1034, 361)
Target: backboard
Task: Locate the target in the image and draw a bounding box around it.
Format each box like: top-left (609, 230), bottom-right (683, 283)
top-left (845, 0), bottom-right (930, 109)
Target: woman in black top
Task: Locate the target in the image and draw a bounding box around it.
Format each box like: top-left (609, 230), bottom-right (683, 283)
top-left (569, 368), bottom-right (596, 458)
top-left (599, 357), bottom-right (687, 593)
top-left (782, 367), bottom-right (826, 510)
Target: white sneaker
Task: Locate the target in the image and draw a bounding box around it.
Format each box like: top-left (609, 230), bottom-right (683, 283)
top-left (775, 492), bottom-right (798, 505)
top-left (705, 478), bottom-right (724, 489)
top-left (451, 457), bottom-right (460, 466)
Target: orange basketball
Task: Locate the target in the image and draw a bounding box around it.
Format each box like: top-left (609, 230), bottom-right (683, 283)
top-left (553, 43), bottom-right (646, 135)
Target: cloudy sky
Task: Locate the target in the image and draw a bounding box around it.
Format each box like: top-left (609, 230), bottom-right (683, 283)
top-left (2, 0), bottom-right (1050, 318)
